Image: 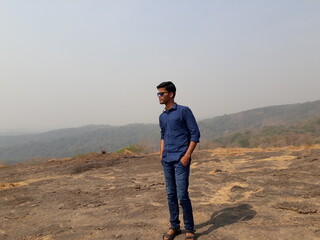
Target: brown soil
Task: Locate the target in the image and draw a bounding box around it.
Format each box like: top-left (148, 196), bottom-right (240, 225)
top-left (1, 146), bottom-right (320, 240)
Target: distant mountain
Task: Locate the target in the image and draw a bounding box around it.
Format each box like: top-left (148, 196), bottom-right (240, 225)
top-left (214, 116), bottom-right (320, 148)
top-left (0, 124), bottom-right (159, 164)
top-left (200, 100), bottom-right (320, 140)
top-left (1, 100), bottom-right (320, 164)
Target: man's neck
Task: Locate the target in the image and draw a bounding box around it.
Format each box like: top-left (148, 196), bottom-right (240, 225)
top-left (165, 101), bottom-right (175, 111)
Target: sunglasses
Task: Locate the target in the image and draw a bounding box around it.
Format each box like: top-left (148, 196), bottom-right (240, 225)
top-left (157, 92), bottom-right (169, 97)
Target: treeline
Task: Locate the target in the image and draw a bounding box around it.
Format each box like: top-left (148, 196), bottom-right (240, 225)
top-left (210, 117), bottom-right (320, 148)
top-left (0, 124), bottom-right (160, 164)
top-left (200, 100), bottom-right (320, 140)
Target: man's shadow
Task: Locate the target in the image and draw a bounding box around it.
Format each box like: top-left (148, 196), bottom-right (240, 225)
top-left (195, 204), bottom-right (256, 237)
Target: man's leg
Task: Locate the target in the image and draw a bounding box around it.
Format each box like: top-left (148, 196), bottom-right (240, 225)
top-left (174, 160), bottom-right (194, 231)
top-left (162, 160), bottom-right (180, 230)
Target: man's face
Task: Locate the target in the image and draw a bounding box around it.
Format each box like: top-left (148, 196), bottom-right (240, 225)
top-left (157, 88), bottom-right (172, 105)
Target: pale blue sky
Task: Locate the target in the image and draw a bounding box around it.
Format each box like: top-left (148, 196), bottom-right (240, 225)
top-left (1, 0), bottom-right (319, 132)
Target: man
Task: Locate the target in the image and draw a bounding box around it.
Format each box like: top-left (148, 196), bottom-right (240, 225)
top-left (157, 81), bottom-right (200, 240)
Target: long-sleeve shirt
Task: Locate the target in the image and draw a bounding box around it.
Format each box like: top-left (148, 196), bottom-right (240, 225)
top-left (159, 103), bottom-right (200, 162)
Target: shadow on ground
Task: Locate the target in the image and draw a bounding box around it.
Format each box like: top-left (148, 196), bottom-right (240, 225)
top-left (196, 204), bottom-right (256, 237)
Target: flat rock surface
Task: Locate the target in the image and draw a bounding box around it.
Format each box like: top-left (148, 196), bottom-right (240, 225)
top-left (1, 146), bottom-right (320, 240)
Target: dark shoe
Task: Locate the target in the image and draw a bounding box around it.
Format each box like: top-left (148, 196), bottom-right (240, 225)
top-left (185, 229), bottom-right (196, 240)
top-left (163, 227), bottom-right (182, 240)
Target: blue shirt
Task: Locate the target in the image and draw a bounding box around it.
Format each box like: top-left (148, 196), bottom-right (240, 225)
top-left (159, 103), bottom-right (200, 162)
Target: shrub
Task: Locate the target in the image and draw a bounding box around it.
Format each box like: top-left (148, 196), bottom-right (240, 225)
top-left (116, 144), bottom-right (144, 154)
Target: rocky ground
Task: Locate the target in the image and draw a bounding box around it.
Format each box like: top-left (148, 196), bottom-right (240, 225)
top-left (1, 145), bottom-right (320, 240)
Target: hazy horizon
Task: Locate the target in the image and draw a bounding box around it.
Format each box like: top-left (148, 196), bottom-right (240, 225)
top-left (1, 98), bottom-right (319, 135)
top-left (1, 1), bottom-right (320, 132)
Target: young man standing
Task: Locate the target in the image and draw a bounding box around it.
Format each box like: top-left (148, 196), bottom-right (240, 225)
top-left (157, 81), bottom-right (200, 240)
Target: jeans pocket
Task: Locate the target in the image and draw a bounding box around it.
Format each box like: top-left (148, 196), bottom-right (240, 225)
top-left (179, 160), bottom-right (187, 168)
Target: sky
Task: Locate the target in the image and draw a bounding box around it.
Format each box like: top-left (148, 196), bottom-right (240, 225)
top-left (1, 0), bottom-right (320, 133)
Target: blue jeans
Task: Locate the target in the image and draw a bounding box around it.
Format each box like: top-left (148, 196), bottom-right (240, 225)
top-left (161, 159), bottom-right (194, 231)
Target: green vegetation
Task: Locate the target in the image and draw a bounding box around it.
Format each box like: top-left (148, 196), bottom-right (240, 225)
top-left (0, 124), bottom-right (159, 164)
top-left (73, 153), bottom-right (88, 159)
top-left (216, 132), bottom-right (251, 148)
top-left (116, 144), bottom-right (144, 154)
top-left (214, 116), bottom-right (320, 148)
top-left (200, 100), bottom-right (320, 141)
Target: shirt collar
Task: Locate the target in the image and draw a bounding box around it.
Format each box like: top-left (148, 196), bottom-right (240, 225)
top-left (163, 103), bottom-right (177, 112)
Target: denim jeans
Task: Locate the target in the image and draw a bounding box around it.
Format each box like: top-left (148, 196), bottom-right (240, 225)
top-left (161, 159), bottom-right (194, 231)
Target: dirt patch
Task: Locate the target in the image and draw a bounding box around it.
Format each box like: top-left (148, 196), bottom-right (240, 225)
top-left (0, 147), bottom-right (320, 239)
top-left (275, 201), bottom-right (318, 214)
top-left (0, 182), bottom-right (28, 190)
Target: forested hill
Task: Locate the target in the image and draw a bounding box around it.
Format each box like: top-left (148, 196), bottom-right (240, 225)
top-left (0, 124), bottom-right (160, 164)
top-left (200, 100), bottom-right (320, 140)
top-left (1, 100), bottom-right (320, 164)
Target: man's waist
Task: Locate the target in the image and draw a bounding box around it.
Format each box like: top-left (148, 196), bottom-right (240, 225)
top-left (162, 151), bottom-right (185, 162)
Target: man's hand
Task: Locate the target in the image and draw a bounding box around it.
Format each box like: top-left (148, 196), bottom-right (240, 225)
top-left (180, 141), bottom-right (197, 167)
top-left (160, 139), bottom-right (164, 161)
top-left (180, 153), bottom-right (191, 167)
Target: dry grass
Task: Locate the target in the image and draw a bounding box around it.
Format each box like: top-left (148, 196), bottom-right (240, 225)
top-left (0, 175), bottom-right (70, 191)
top-left (207, 144), bottom-right (320, 157)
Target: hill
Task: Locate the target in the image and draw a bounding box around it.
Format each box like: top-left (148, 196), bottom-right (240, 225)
top-left (200, 99), bottom-right (320, 140)
top-left (0, 124), bottom-right (159, 164)
top-left (0, 99), bottom-right (320, 164)
top-left (214, 116), bottom-right (320, 148)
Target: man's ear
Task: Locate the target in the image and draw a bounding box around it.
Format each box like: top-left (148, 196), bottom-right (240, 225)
top-left (169, 92), bottom-right (174, 98)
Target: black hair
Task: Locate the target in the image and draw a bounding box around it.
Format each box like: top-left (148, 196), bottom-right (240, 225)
top-left (157, 81), bottom-right (176, 98)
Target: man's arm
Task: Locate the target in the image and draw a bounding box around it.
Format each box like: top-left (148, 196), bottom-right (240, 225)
top-left (160, 139), bottom-right (164, 161)
top-left (180, 141), bottom-right (197, 166)
top-left (180, 107), bottom-right (200, 166)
